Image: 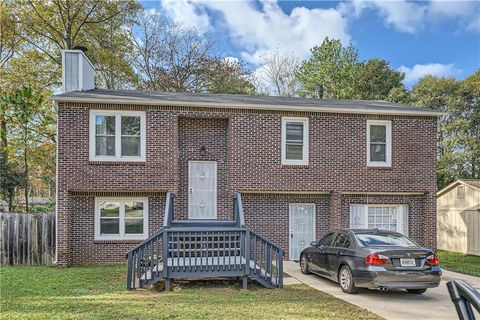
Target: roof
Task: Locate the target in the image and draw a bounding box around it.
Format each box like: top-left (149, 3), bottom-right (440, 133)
top-left (437, 179), bottom-right (480, 197)
top-left (51, 89), bottom-right (444, 117)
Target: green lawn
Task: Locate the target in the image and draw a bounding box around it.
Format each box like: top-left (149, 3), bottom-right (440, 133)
top-left (0, 264), bottom-right (381, 320)
top-left (437, 250), bottom-right (480, 277)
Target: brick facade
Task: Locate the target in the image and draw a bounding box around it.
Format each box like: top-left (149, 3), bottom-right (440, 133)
top-left (57, 102), bottom-right (437, 265)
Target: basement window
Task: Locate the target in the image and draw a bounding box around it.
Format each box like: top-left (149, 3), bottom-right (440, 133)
top-left (89, 110), bottom-right (146, 161)
top-left (367, 120), bottom-right (392, 167)
top-left (282, 117), bottom-right (309, 165)
top-left (95, 198), bottom-right (148, 240)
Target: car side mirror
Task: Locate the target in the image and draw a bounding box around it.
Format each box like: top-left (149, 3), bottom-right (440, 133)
top-left (310, 241), bottom-right (317, 247)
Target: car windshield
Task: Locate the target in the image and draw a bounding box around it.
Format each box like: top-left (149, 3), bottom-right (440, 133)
top-left (356, 233), bottom-right (418, 247)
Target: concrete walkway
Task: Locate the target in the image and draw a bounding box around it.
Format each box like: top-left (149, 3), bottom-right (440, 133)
top-left (284, 261), bottom-right (480, 320)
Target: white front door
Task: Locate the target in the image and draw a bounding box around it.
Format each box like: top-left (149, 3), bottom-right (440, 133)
top-left (289, 203), bottom-right (316, 260)
top-left (188, 161), bottom-right (217, 219)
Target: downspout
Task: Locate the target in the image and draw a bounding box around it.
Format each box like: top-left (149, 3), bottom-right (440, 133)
top-left (53, 100), bottom-right (58, 265)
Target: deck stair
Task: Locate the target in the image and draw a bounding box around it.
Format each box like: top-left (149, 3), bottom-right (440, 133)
top-left (125, 193), bottom-right (284, 291)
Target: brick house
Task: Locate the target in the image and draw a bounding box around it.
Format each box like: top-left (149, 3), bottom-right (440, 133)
top-left (52, 50), bottom-right (442, 266)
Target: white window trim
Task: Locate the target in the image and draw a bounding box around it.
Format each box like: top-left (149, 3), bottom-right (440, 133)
top-left (349, 204), bottom-right (408, 236)
top-left (281, 117), bottom-right (309, 165)
top-left (367, 120), bottom-right (392, 167)
top-left (89, 110), bottom-right (146, 162)
top-left (94, 197), bottom-right (149, 240)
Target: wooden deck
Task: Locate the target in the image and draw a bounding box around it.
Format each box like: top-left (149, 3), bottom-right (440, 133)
top-left (126, 193), bottom-right (284, 291)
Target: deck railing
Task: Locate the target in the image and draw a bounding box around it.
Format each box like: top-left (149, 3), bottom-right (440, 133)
top-left (248, 230), bottom-right (284, 288)
top-left (126, 228), bottom-right (164, 290)
top-left (125, 193), bottom-right (284, 290)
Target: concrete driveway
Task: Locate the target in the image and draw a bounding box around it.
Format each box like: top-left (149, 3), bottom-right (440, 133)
top-left (284, 261), bottom-right (480, 320)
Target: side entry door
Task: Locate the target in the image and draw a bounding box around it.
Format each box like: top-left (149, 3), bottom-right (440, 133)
top-left (289, 204), bottom-right (316, 261)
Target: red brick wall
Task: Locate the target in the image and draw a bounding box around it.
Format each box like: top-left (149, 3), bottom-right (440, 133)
top-left (57, 102), bottom-right (438, 265)
top-left (68, 195), bottom-right (165, 264)
top-left (341, 194), bottom-right (436, 248)
top-left (177, 117), bottom-right (230, 219)
top-left (242, 193), bottom-right (330, 260)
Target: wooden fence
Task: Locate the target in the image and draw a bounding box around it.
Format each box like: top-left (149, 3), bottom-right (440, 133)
top-left (0, 212), bottom-right (55, 266)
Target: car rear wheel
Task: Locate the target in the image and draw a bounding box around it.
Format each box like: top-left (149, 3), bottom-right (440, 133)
top-left (339, 265), bottom-right (359, 294)
top-left (300, 254), bottom-right (311, 274)
top-left (407, 288), bottom-right (427, 294)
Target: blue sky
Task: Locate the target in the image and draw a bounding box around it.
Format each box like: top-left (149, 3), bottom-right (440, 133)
top-left (143, 0), bottom-right (480, 88)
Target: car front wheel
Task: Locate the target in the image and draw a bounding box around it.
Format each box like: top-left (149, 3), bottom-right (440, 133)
top-left (407, 288), bottom-right (427, 294)
top-left (300, 254), bottom-right (311, 274)
top-left (339, 265), bottom-right (359, 294)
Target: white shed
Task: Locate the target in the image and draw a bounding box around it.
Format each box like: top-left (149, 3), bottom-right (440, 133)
top-left (437, 180), bottom-right (480, 256)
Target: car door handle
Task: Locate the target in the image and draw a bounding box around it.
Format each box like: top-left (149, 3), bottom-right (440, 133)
top-left (337, 251), bottom-right (343, 256)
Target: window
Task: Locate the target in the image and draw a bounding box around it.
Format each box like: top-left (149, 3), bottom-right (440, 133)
top-left (367, 206), bottom-right (398, 231)
top-left (367, 120), bottom-right (391, 167)
top-left (332, 233), bottom-right (351, 248)
top-left (349, 204), bottom-right (408, 235)
top-left (457, 185), bottom-right (465, 198)
top-left (318, 232), bottom-right (336, 246)
top-left (90, 110), bottom-right (146, 161)
top-left (356, 232), bottom-right (418, 247)
top-left (95, 198), bottom-right (148, 240)
top-left (282, 117), bottom-right (309, 165)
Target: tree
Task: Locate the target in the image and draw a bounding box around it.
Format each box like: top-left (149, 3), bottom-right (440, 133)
top-left (354, 59), bottom-right (405, 100)
top-left (131, 12), bottom-right (214, 92)
top-left (297, 38), bottom-right (360, 99)
top-left (201, 58), bottom-right (255, 94)
top-left (3, 87), bottom-right (55, 212)
top-left (411, 72), bottom-right (480, 188)
top-left (0, 0), bottom-right (21, 69)
top-left (9, 0), bottom-right (141, 89)
top-left (131, 11), bottom-right (252, 94)
top-left (386, 86), bottom-right (411, 104)
top-left (260, 50), bottom-right (300, 96)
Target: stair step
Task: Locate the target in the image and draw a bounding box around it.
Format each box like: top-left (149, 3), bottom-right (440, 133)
top-left (136, 259), bottom-right (277, 289)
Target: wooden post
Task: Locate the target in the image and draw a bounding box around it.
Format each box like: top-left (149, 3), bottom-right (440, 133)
top-left (244, 229), bottom-right (250, 276)
top-left (278, 249), bottom-right (284, 288)
top-left (165, 278), bottom-right (171, 292)
top-left (242, 276), bottom-right (248, 290)
top-left (126, 251), bottom-right (133, 290)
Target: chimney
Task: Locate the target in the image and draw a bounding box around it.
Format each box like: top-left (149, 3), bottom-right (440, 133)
top-left (61, 47), bottom-right (95, 93)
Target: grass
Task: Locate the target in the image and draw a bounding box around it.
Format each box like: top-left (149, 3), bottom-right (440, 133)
top-left (0, 264), bottom-right (382, 320)
top-left (437, 250), bottom-right (480, 277)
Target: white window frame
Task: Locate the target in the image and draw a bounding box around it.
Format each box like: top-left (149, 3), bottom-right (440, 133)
top-left (349, 204), bottom-right (408, 236)
top-left (281, 117), bottom-right (309, 165)
top-left (89, 110), bottom-right (146, 162)
top-left (94, 197), bottom-right (149, 240)
top-left (367, 120), bottom-right (392, 167)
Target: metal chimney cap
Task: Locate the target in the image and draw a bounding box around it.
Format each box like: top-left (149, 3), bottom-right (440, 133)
top-left (72, 45), bottom-right (88, 52)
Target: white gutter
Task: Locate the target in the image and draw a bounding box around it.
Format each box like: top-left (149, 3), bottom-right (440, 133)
top-left (51, 96), bottom-right (445, 117)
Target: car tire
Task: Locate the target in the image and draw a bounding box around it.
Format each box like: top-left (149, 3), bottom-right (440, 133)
top-left (300, 254), bottom-right (311, 274)
top-left (406, 288), bottom-right (427, 294)
top-left (339, 265), bottom-right (359, 294)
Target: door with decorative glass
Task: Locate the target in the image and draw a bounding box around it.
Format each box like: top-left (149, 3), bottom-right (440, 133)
top-left (289, 203), bottom-right (316, 260)
top-left (188, 161), bottom-right (217, 219)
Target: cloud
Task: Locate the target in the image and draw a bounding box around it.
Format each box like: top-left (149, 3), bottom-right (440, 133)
top-left (224, 56), bottom-right (239, 64)
top-left (345, 0), bottom-right (480, 34)
top-left (398, 63), bottom-right (456, 85)
top-left (160, 0), bottom-right (351, 65)
top-left (160, 0), bottom-right (211, 32)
